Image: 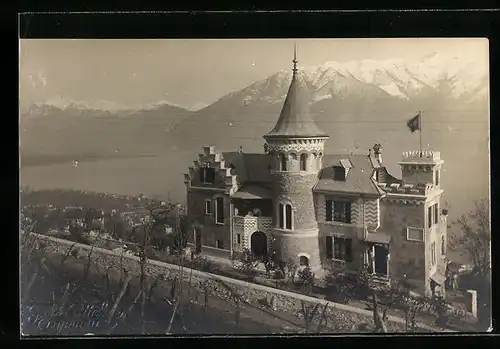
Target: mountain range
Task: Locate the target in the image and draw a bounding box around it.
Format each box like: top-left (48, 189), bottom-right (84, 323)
top-left (209, 51), bottom-right (487, 107)
top-left (170, 51), bottom-right (488, 153)
top-left (20, 51), bottom-right (489, 164)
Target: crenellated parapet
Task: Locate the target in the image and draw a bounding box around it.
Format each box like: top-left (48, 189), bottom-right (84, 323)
top-left (378, 182), bottom-right (434, 196)
top-left (383, 196), bottom-right (426, 205)
top-left (397, 149), bottom-right (444, 189)
top-left (400, 150), bottom-right (443, 165)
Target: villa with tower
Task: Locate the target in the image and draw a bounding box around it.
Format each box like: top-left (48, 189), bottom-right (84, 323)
top-left (183, 51), bottom-right (449, 297)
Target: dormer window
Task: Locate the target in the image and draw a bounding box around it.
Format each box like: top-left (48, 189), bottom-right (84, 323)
top-left (333, 167), bottom-right (346, 181)
top-left (333, 159), bottom-right (352, 181)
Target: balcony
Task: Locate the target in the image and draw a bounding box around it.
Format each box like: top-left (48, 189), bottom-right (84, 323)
top-left (233, 215), bottom-right (273, 235)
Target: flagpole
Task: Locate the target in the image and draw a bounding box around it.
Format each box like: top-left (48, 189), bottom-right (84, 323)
top-left (419, 110), bottom-right (422, 157)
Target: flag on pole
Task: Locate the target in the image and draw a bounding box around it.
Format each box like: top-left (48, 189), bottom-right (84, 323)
top-left (407, 112), bottom-right (421, 133)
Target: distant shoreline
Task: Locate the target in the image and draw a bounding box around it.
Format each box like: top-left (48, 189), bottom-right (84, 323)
top-left (20, 153), bottom-right (160, 168)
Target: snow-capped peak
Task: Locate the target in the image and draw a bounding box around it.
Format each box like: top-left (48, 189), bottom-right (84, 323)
top-left (23, 97), bottom-right (188, 116)
top-left (229, 51), bottom-right (488, 105)
top-left (35, 97), bottom-right (131, 112)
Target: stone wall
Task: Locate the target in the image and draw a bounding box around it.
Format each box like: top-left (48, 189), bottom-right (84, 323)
top-left (272, 172), bottom-right (318, 231)
top-left (364, 199), bottom-right (380, 229)
top-left (30, 233), bottom-right (446, 333)
top-left (380, 198), bottom-right (426, 295)
top-left (314, 194), bottom-right (379, 228)
top-left (187, 190), bottom-right (231, 250)
top-left (315, 194), bottom-right (377, 269)
top-left (270, 231), bottom-right (321, 269)
top-left (271, 172), bottom-right (322, 268)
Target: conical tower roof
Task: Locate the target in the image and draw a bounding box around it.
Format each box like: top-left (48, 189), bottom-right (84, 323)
top-left (264, 46), bottom-right (328, 139)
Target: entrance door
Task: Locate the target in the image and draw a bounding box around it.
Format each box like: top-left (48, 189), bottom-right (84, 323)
top-left (374, 245), bottom-right (388, 276)
top-left (194, 227), bottom-right (202, 254)
top-left (251, 231), bottom-right (267, 257)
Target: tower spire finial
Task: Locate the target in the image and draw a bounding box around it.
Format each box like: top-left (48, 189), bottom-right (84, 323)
top-left (292, 41), bottom-right (298, 76)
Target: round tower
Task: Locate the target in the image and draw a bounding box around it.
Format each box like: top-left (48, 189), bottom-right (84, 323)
top-left (263, 46), bottom-right (329, 270)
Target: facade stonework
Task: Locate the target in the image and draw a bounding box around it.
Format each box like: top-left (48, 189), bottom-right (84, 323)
top-left (271, 232), bottom-right (321, 269)
top-left (272, 172), bottom-right (320, 231)
top-left (184, 55), bottom-right (448, 297)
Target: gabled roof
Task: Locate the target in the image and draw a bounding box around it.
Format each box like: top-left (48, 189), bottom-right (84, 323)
top-left (222, 152), bottom-right (274, 184)
top-left (232, 183), bottom-right (274, 199)
top-left (218, 151), bottom-right (391, 197)
top-left (314, 154), bottom-right (385, 196)
top-left (264, 72), bottom-right (328, 139)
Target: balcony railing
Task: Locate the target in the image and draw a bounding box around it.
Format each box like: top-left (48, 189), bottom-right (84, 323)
top-left (233, 215), bottom-right (273, 235)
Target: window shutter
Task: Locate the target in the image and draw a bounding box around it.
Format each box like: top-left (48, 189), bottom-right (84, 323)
top-left (345, 202), bottom-right (352, 224)
top-left (428, 206), bottom-right (432, 228)
top-left (216, 197), bottom-right (224, 223)
top-left (325, 200), bottom-right (333, 221)
top-left (326, 236), bottom-right (333, 259)
top-left (345, 239), bottom-right (353, 262)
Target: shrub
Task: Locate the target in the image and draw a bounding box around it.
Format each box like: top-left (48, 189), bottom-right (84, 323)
top-left (235, 249), bottom-right (258, 281)
top-left (322, 266), bottom-right (353, 304)
top-left (193, 256), bottom-right (217, 273)
top-left (297, 267), bottom-right (315, 295)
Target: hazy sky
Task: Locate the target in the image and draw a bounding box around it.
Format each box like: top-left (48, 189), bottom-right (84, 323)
top-left (19, 38), bottom-right (488, 110)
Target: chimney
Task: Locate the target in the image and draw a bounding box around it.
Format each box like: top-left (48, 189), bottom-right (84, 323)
top-left (238, 146), bottom-right (244, 154)
top-left (373, 143), bottom-right (382, 164)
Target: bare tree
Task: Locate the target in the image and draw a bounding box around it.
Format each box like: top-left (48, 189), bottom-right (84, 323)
top-left (284, 258), bottom-right (298, 285)
top-left (372, 292), bottom-right (388, 333)
top-left (450, 199), bottom-right (491, 279)
top-left (449, 199), bottom-right (491, 325)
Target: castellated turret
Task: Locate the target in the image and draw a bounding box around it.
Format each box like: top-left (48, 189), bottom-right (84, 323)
top-left (399, 150), bottom-right (443, 188)
top-left (262, 48), bottom-right (328, 270)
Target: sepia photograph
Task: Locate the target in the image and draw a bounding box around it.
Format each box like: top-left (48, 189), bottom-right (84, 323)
top-left (19, 38), bottom-right (491, 335)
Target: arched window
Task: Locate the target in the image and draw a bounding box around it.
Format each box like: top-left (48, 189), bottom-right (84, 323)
top-left (300, 154), bottom-right (307, 171)
top-left (279, 153), bottom-right (287, 171)
top-left (299, 255), bottom-right (309, 267)
top-left (290, 153), bottom-right (297, 161)
top-left (441, 235), bottom-right (445, 255)
top-left (278, 203), bottom-right (293, 230)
